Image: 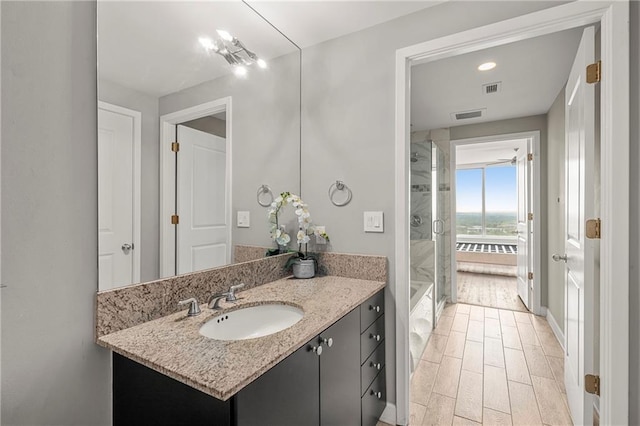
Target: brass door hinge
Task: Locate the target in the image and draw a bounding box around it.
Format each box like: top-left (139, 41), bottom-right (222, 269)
top-left (528, 213), bottom-right (534, 221)
top-left (171, 214), bottom-right (179, 225)
top-left (527, 153), bottom-right (533, 161)
top-left (528, 272), bottom-right (534, 280)
top-left (586, 61), bottom-right (601, 84)
top-left (585, 374), bottom-right (600, 396)
top-left (171, 142), bottom-right (180, 153)
top-left (586, 218), bottom-right (601, 239)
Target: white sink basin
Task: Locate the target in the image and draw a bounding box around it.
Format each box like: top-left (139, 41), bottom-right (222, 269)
top-left (199, 303), bottom-right (304, 341)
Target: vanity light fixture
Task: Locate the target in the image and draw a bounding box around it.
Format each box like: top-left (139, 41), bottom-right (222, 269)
top-left (199, 29), bottom-right (267, 75)
top-left (478, 61), bottom-right (496, 71)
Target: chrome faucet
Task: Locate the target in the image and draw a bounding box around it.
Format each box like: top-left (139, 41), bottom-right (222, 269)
top-left (208, 283), bottom-right (245, 309)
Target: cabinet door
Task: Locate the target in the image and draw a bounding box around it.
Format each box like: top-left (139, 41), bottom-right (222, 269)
top-left (320, 308), bottom-right (361, 426)
top-left (113, 353), bottom-right (231, 426)
top-left (235, 339), bottom-right (320, 426)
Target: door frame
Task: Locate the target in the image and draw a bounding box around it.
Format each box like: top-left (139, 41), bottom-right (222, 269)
top-left (449, 131), bottom-right (541, 315)
top-left (394, 2), bottom-right (629, 425)
top-left (159, 97), bottom-right (232, 278)
top-left (98, 101), bottom-right (142, 285)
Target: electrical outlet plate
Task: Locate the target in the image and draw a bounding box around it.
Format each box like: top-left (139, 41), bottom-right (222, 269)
top-left (314, 226), bottom-right (326, 244)
top-left (364, 211), bottom-right (384, 233)
top-left (237, 211), bottom-right (250, 228)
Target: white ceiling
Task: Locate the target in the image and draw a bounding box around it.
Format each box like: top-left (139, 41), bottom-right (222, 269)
top-left (98, 1), bottom-right (442, 98)
top-left (410, 27), bottom-right (584, 131)
top-left (246, 1), bottom-right (443, 48)
top-left (98, 1), bottom-right (297, 97)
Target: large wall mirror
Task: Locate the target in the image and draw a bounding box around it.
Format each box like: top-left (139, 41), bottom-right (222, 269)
top-left (97, 1), bottom-right (301, 290)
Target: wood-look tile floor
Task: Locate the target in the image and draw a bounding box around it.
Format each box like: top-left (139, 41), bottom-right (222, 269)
top-left (456, 272), bottom-right (528, 313)
top-left (406, 303), bottom-right (571, 426)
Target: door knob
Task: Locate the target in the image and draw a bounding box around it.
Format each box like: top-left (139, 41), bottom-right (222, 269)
top-left (121, 243), bottom-right (133, 254)
top-left (552, 253), bottom-right (568, 262)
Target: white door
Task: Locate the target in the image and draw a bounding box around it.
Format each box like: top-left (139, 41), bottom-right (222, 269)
top-left (98, 104), bottom-right (140, 290)
top-left (516, 146), bottom-right (531, 310)
top-left (562, 26), bottom-right (596, 426)
top-left (176, 125), bottom-right (229, 274)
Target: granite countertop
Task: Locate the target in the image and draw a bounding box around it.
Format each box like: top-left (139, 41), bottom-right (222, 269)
top-left (97, 275), bottom-right (385, 401)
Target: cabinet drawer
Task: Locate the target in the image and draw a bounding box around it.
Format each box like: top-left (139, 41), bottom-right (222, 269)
top-left (361, 314), bottom-right (384, 362)
top-left (361, 291), bottom-right (384, 332)
top-left (361, 367), bottom-right (386, 426)
top-left (361, 343), bottom-right (385, 396)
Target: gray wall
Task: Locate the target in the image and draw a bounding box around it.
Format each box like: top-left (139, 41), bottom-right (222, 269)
top-left (629, 1), bottom-right (639, 423)
top-left (182, 116), bottom-right (226, 138)
top-left (546, 89), bottom-right (566, 332)
top-left (450, 115), bottom-right (549, 308)
top-left (98, 79), bottom-right (160, 283)
top-left (300, 0), bottom-right (563, 408)
top-left (1, 2), bottom-right (110, 425)
top-left (160, 51), bottom-right (301, 251)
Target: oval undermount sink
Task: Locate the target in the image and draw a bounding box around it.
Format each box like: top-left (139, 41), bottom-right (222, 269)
top-left (199, 304), bottom-right (304, 341)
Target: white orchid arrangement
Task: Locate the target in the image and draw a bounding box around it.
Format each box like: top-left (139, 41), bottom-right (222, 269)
top-left (267, 191), bottom-right (329, 258)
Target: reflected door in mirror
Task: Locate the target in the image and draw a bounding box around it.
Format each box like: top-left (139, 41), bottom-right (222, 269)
top-left (177, 125), bottom-right (230, 274)
top-left (98, 103), bottom-right (141, 289)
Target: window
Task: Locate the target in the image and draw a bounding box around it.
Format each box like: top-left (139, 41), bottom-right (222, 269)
top-left (456, 166), bottom-right (517, 240)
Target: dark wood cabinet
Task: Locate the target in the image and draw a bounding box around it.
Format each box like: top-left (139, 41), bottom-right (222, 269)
top-left (320, 308), bottom-right (361, 425)
top-left (113, 290), bottom-right (385, 426)
top-left (236, 339), bottom-right (319, 426)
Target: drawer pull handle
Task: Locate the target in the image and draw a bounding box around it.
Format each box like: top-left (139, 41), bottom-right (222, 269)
top-left (369, 305), bottom-right (381, 313)
top-left (370, 333), bottom-right (381, 342)
top-left (370, 390), bottom-right (382, 399)
top-left (311, 345), bottom-right (323, 356)
top-left (370, 361), bottom-right (382, 370)
top-left (321, 337), bottom-right (333, 347)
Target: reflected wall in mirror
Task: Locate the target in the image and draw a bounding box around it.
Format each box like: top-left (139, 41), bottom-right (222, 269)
top-left (98, 1), bottom-right (301, 290)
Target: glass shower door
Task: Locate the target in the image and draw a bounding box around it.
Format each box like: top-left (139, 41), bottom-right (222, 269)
top-left (433, 143), bottom-right (449, 316)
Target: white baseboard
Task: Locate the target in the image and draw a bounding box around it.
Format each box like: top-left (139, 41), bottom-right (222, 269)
top-left (380, 402), bottom-right (397, 425)
top-left (545, 309), bottom-right (565, 351)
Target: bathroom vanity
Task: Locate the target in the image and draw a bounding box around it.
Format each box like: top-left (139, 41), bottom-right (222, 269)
top-left (96, 257), bottom-right (387, 426)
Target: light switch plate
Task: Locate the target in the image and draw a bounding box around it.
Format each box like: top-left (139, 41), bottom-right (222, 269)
top-left (364, 211), bottom-right (384, 233)
top-left (237, 211), bottom-right (250, 228)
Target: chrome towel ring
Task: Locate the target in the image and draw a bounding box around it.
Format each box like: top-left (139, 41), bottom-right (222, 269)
top-left (257, 184), bottom-right (274, 207)
top-left (328, 180), bottom-right (352, 207)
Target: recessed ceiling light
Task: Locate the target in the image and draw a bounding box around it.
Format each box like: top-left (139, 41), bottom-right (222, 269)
top-left (478, 62), bottom-right (496, 71)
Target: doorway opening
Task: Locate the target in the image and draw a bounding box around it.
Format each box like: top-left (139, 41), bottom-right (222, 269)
top-left (159, 98), bottom-right (232, 278)
top-left (395, 3), bottom-right (629, 426)
top-left (452, 133), bottom-right (537, 314)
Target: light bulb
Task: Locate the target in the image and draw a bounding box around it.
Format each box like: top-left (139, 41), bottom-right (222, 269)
top-left (199, 37), bottom-right (214, 50)
top-left (234, 66), bottom-right (247, 77)
top-left (217, 29), bottom-right (233, 42)
top-left (478, 62), bottom-right (496, 71)
top-left (257, 58), bottom-right (267, 69)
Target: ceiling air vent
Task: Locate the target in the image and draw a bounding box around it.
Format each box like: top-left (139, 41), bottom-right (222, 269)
top-left (482, 81), bottom-right (502, 94)
top-left (451, 108), bottom-right (485, 121)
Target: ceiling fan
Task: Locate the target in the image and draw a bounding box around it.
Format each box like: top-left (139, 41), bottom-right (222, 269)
top-left (487, 147), bottom-right (519, 166)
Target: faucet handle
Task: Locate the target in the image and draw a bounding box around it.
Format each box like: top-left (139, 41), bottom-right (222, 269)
top-left (230, 283), bottom-right (245, 292)
top-left (178, 298), bottom-right (201, 317)
top-left (226, 283), bottom-right (245, 301)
